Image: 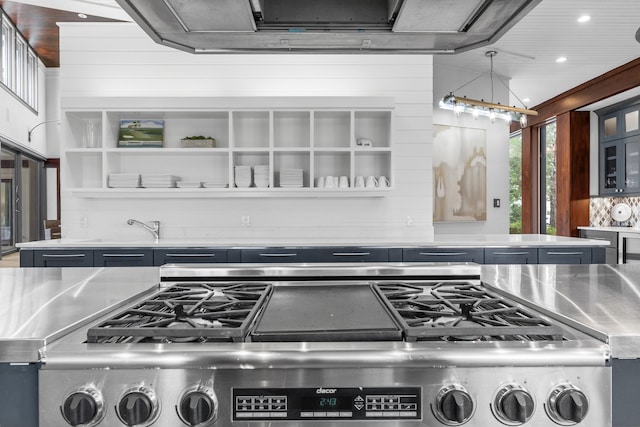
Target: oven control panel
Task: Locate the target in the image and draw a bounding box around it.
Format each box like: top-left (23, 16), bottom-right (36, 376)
top-left (233, 387), bottom-right (421, 421)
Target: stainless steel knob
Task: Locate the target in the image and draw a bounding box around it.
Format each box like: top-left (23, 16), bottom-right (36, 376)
top-left (434, 384), bottom-right (474, 425)
top-left (493, 384), bottom-right (535, 425)
top-left (60, 386), bottom-right (105, 427)
top-left (116, 385), bottom-right (160, 427)
top-left (546, 384), bottom-right (589, 425)
top-left (177, 385), bottom-right (218, 426)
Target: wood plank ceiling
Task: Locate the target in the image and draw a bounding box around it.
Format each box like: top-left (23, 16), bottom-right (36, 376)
top-left (0, 0), bottom-right (120, 67)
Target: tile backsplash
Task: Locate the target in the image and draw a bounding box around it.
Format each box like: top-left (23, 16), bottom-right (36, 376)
top-left (590, 196), bottom-right (640, 227)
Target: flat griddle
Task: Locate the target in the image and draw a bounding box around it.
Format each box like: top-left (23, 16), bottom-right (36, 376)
top-left (250, 284), bottom-right (402, 342)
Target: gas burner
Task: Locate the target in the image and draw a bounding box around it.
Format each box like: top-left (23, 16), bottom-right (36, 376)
top-left (87, 283), bottom-right (272, 344)
top-left (377, 282), bottom-right (564, 342)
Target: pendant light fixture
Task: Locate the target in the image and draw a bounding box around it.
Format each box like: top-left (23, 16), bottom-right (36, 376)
top-left (439, 51), bottom-right (538, 127)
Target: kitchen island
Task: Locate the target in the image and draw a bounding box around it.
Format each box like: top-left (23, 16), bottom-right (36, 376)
top-left (17, 234), bottom-right (608, 267)
top-left (0, 267), bottom-right (160, 427)
top-left (483, 263), bottom-right (640, 427)
top-left (1, 263), bottom-right (638, 426)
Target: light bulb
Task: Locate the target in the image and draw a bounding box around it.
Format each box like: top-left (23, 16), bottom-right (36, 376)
top-left (489, 109), bottom-right (496, 123)
top-left (504, 112), bottom-right (513, 124)
top-left (520, 114), bottom-right (528, 127)
top-left (472, 107), bottom-right (480, 119)
top-left (454, 103), bottom-right (465, 117)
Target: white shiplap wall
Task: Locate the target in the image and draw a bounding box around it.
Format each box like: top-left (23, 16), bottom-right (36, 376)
top-left (58, 23), bottom-right (434, 243)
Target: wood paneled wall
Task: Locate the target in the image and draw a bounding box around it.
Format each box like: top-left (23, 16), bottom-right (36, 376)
top-left (520, 57), bottom-right (640, 236)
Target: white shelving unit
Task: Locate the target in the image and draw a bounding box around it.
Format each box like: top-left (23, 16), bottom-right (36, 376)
top-left (61, 97), bottom-right (394, 198)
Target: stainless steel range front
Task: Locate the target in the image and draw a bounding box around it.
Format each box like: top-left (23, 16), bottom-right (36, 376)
top-left (39, 264), bottom-right (611, 427)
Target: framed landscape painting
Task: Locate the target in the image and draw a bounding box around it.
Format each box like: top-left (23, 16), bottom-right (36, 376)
top-left (433, 124), bottom-right (487, 222)
top-left (118, 119), bottom-right (164, 147)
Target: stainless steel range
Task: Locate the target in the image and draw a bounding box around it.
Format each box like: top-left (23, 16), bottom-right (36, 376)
top-left (39, 264), bottom-right (611, 427)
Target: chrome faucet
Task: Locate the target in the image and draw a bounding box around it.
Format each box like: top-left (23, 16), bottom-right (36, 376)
top-left (127, 219), bottom-right (160, 240)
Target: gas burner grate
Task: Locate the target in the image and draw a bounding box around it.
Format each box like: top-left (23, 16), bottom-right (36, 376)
top-left (87, 283), bottom-right (271, 344)
top-left (377, 282), bottom-right (564, 342)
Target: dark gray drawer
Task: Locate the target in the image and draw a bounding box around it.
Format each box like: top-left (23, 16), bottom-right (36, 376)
top-left (403, 248), bottom-right (484, 263)
top-left (538, 248), bottom-right (591, 264)
top-left (33, 250), bottom-right (94, 267)
top-left (484, 248), bottom-right (538, 264)
top-left (154, 249), bottom-right (227, 266)
top-left (241, 248), bottom-right (307, 263)
top-left (304, 247), bottom-right (389, 263)
top-left (94, 249), bottom-right (154, 267)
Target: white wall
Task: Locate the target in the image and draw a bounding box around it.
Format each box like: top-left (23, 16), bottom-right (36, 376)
top-left (58, 22), bottom-right (434, 243)
top-left (0, 57), bottom-right (48, 156)
top-left (432, 62), bottom-right (511, 234)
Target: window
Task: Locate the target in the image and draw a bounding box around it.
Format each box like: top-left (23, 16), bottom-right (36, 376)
top-left (1, 15), bottom-right (12, 87)
top-left (15, 34), bottom-right (25, 97)
top-left (0, 9), bottom-right (38, 111)
top-left (540, 121), bottom-right (557, 235)
top-left (509, 132), bottom-right (522, 233)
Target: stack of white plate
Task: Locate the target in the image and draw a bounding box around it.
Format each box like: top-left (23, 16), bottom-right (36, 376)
top-left (141, 174), bottom-right (180, 188)
top-left (234, 166), bottom-right (253, 188)
top-left (108, 174), bottom-right (140, 188)
top-left (279, 168), bottom-right (304, 188)
top-left (254, 165), bottom-right (270, 188)
top-left (176, 181), bottom-right (202, 188)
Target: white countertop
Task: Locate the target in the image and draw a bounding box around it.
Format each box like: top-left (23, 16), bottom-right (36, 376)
top-left (16, 234), bottom-right (609, 249)
top-left (578, 226), bottom-right (640, 233)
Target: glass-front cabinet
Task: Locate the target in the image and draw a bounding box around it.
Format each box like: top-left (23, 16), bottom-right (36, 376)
top-left (598, 97), bottom-right (640, 195)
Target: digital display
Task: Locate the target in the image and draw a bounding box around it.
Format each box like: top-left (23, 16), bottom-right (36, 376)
top-left (301, 396), bottom-right (351, 411)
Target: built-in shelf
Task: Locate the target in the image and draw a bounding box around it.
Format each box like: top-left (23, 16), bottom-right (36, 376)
top-left (62, 97), bottom-right (394, 198)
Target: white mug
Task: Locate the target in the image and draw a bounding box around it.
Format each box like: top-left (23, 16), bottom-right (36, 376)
top-left (355, 176), bottom-right (365, 188)
top-left (317, 176), bottom-right (325, 188)
top-left (339, 176), bottom-right (349, 188)
top-left (325, 176), bottom-right (335, 188)
top-left (377, 176), bottom-right (390, 188)
top-left (365, 176), bottom-right (378, 188)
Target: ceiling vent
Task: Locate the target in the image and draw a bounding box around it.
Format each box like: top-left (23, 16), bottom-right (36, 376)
top-left (115, 0), bottom-right (541, 54)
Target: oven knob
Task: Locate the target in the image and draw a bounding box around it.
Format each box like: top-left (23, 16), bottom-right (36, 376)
top-left (493, 384), bottom-right (535, 425)
top-left (116, 386), bottom-right (160, 427)
top-left (61, 387), bottom-right (105, 427)
top-left (435, 385), bottom-right (474, 425)
top-left (546, 384), bottom-right (589, 425)
top-left (177, 387), bottom-right (218, 426)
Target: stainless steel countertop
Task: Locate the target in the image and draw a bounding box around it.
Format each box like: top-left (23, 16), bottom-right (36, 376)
top-left (0, 267), bottom-right (159, 362)
top-left (482, 263), bottom-right (640, 359)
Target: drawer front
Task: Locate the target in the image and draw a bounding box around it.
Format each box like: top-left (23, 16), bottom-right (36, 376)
top-left (403, 248), bottom-right (485, 263)
top-left (305, 248), bottom-right (389, 263)
top-left (538, 248), bottom-right (592, 264)
top-left (241, 248), bottom-right (307, 263)
top-left (484, 248), bottom-right (538, 264)
top-left (154, 249), bottom-right (227, 266)
top-left (93, 249), bottom-right (154, 267)
top-left (34, 250), bottom-right (94, 267)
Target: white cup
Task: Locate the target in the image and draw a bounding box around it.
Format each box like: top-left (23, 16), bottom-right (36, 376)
top-left (355, 176), bottom-right (365, 188)
top-left (377, 176), bottom-right (390, 188)
top-left (325, 175), bottom-right (335, 188)
top-left (339, 176), bottom-right (349, 188)
top-left (317, 176), bottom-right (325, 188)
top-left (365, 176), bottom-right (378, 188)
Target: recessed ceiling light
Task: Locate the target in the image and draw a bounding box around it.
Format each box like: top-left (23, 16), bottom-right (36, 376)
top-left (578, 15), bottom-right (591, 23)
top-left (78, 13), bottom-right (88, 19)
top-left (556, 56), bottom-right (567, 63)
top-left (523, 98), bottom-right (531, 103)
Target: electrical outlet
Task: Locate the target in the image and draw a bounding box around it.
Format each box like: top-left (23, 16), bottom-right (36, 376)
top-left (241, 215), bottom-right (251, 227)
top-left (493, 198), bottom-right (501, 208)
